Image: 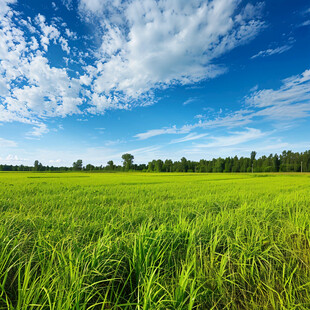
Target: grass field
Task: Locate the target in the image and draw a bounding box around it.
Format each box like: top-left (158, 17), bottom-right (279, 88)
top-left (0, 172), bottom-right (309, 309)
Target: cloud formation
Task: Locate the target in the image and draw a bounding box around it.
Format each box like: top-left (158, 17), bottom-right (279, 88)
top-left (0, 0), bottom-right (84, 135)
top-left (84, 0), bottom-right (265, 110)
top-left (135, 68), bottom-right (310, 140)
top-left (0, 0), bottom-right (266, 135)
top-left (251, 44), bottom-right (292, 59)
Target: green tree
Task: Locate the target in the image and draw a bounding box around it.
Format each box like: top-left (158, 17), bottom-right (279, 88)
top-left (214, 158), bottom-right (225, 172)
top-left (272, 154), bottom-right (280, 172)
top-left (224, 157), bottom-right (232, 173)
top-left (107, 160), bottom-right (115, 170)
top-left (73, 159), bottom-right (83, 171)
top-left (164, 159), bottom-right (173, 172)
top-left (148, 161), bottom-right (155, 172)
top-left (232, 156), bottom-right (240, 172)
top-left (154, 159), bottom-right (163, 172)
top-left (33, 160), bottom-right (42, 171)
top-left (122, 153), bottom-right (134, 171)
top-left (180, 157), bottom-right (188, 172)
top-left (85, 164), bottom-right (94, 171)
top-left (251, 151), bottom-right (257, 163)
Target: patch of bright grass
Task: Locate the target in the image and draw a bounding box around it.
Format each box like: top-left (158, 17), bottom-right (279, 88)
top-left (0, 172), bottom-right (309, 309)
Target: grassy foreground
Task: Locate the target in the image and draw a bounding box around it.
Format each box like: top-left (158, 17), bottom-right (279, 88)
top-left (0, 172), bottom-right (309, 309)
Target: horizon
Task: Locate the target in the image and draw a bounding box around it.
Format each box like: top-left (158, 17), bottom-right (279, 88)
top-left (1, 0), bottom-right (310, 166)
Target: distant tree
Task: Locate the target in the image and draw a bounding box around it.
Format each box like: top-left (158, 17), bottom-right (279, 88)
top-left (272, 154), bottom-right (280, 172)
top-left (251, 151), bottom-right (257, 163)
top-left (164, 159), bottom-right (173, 172)
top-left (180, 157), bottom-right (188, 172)
top-left (122, 153), bottom-right (134, 171)
top-left (34, 160), bottom-right (42, 171)
top-left (147, 161), bottom-right (154, 172)
top-left (155, 159), bottom-right (163, 172)
top-left (224, 157), bottom-right (232, 173)
top-left (214, 158), bottom-right (225, 172)
top-left (85, 164), bottom-right (95, 171)
top-left (107, 160), bottom-right (115, 170)
top-left (3, 149), bottom-right (310, 174)
top-left (232, 156), bottom-right (240, 172)
top-left (73, 159), bottom-right (83, 171)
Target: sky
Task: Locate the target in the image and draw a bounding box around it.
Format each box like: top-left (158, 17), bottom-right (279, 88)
top-left (0, 0), bottom-right (310, 166)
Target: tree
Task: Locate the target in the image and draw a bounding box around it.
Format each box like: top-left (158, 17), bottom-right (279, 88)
top-left (73, 159), bottom-right (83, 171)
top-left (34, 160), bottom-right (42, 171)
top-left (272, 154), bottom-right (280, 172)
top-left (214, 157), bottom-right (225, 172)
top-left (154, 159), bottom-right (163, 172)
top-left (232, 156), bottom-right (240, 172)
top-left (122, 153), bottom-right (134, 171)
top-left (180, 157), bottom-right (188, 172)
top-left (164, 159), bottom-right (173, 172)
top-left (251, 151), bottom-right (257, 163)
top-left (85, 164), bottom-right (95, 171)
top-left (224, 157), bottom-right (232, 173)
top-left (107, 160), bottom-right (115, 170)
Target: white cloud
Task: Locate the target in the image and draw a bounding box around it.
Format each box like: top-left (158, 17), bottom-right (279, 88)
top-left (0, 7), bottom-right (84, 133)
top-left (0, 0), bottom-right (266, 128)
top-left (79, 0), bottom-right (113, 14)
top-left (134, 125), bottom-right (191, 140)
top-left (183, 98), bottom-right (198, 105)
top-left (194, 128), bottom-right (266, 148)
top-left (27, 123), bottom-right (49, 137)
top-left (62, 0), bottom-right (73, 10)
top-left (52, 2), bottom-right (58, 11)
top-left (0, 0), bottom-right (16, 16)
top-left (246, 69), bottom-right (310, 119)
top-left (170, 133), bottom-right (208, 144)
top-left (251, 44), bottom-right (292, 59)
top-left (59, 36), bottom-right (70, 54)
top-left (134, 109), bottom-right (254, 140)
top-left (81, 0), bottom-right (265, 112)
top-left (300, 20), bottom-right (310, 27)
top-left (0, 137), bottom-right (17, 147)
top-left (65, 28), bottom-right (77, 39)
top-left (4, 154), bottom-right (27, 162)
top-left (134, 68), bottom-right (310, 140)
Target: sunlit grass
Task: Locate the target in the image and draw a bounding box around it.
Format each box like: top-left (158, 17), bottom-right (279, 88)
top-left (0, 172), bottom-right (309, 309)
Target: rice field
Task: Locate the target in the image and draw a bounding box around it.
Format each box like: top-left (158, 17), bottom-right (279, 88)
top-left (0, 172), bottom-right (309, 309)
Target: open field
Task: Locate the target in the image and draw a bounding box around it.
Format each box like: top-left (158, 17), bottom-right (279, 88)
top-left (0, 172), bottom-right (310, 309)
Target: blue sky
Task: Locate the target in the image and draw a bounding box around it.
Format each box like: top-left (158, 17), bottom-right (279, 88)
top-left (0, 0), bottom-right (310, 166)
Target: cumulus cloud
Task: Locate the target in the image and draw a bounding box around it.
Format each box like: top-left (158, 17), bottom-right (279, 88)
top-left (0, 4), bottom-right (83, 133)
top-left (0, 0), bottom-right (265, 133)
top-left (0, 0), bottom-right (16, 16)
top-left (80, 0), bottom-right (265, 112)
top-left (27, 123), bottom-right (49, 137)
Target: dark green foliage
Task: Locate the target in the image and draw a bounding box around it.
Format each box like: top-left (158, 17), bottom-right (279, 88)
top-left (1, 150), bottom-right (310, 173)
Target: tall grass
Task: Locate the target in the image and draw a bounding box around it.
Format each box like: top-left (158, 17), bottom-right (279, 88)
top-left (0, 172), bottom-right (309, 309)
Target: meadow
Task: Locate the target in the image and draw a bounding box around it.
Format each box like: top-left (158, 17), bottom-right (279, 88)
top-left (0, 172), bottom-right (309, 309)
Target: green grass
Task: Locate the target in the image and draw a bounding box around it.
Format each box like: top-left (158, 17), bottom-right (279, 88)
top-left (0, 172), bottom-right (309, 309)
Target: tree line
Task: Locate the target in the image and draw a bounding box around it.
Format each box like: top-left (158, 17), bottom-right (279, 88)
top-left (1, 150), bottom-right (310, 173)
